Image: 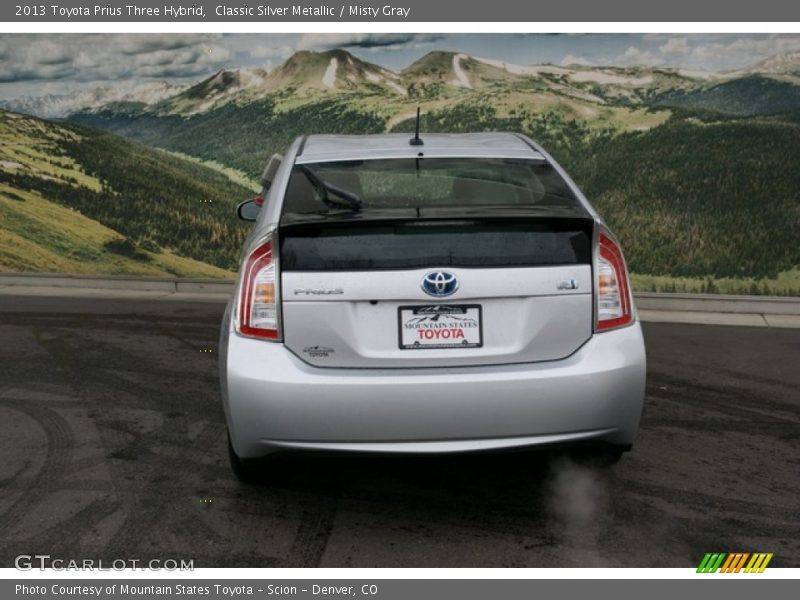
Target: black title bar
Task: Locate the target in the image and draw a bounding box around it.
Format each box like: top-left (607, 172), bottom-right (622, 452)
top-left (4, 0), bottom-right (800, 22)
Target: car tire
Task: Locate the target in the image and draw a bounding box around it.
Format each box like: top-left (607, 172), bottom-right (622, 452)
top-left (227, 432), bottom-right (263, 484)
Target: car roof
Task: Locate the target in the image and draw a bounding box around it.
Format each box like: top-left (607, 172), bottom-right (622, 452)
top-left (295, 132), bottom-right (545, 164)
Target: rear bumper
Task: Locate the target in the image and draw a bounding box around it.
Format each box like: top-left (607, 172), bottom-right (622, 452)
top-left (221, 317), bottom-right (646, 458)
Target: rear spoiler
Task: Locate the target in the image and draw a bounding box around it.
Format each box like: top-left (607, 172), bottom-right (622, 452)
top-left (280, 205), bottom-right (591, 228)
top-left (261, 154), bottom-right (283, 190)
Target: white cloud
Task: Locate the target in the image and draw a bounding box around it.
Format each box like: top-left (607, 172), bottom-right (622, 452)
top-left (0, 33), bottom-right (232, 85)
top-left (641, 33), bottom-right (670, 42)
top-left (250, 44), bottom-right (294, 60)
top-left (116, 34), bottom-right (216, 56)
top-left (297, 33), bottom-right (445, 50)
top-left (618, 46), bottom-right (662, 66)
top-left (613, 34), bottom-right (800, 71)
top-left (0, 34), bottom-right (242, 91)
top-left (659, 37), bottom-right (690, 56)
top-left (25, 42), bottom-right (73, 66)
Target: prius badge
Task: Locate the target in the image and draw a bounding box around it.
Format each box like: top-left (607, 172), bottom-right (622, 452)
top-left (293, 288), bottom-right (344, 296)
top-left (422, 271), bottom-right (459, 297)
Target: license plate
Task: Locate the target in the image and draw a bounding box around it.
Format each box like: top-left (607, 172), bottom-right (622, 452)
top-left (398, 304), bottom-right (483, 350)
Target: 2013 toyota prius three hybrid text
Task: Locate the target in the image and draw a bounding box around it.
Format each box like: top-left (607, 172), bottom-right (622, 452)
top-left (219, 131), bottom-right (646, 481)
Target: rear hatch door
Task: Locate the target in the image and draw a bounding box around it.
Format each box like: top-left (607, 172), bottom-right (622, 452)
top-left (280, 214), bottom-right (594, 368)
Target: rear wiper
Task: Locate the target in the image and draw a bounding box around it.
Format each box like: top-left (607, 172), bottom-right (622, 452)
top-left (299, 165), bottom-right (362, 211)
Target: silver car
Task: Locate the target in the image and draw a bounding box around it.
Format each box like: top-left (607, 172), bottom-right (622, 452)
top-left (220, 132), bottom-right (646, 481)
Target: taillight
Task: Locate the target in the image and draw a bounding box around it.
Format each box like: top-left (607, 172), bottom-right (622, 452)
top-left (238, 239), bottom-right (280, 340)
top-left (595, 232), bottom-right (633, 332)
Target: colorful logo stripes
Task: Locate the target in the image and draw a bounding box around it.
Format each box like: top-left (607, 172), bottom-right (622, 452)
top-left (697, 552), bottom-right (773, 573)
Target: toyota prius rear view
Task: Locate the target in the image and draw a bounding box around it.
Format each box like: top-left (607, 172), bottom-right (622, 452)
top-left (219, 131), bottom-right (646, 481)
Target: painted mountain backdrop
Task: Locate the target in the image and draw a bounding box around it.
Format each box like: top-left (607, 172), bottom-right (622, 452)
top-left (2, 48), bottom-right (800, 293)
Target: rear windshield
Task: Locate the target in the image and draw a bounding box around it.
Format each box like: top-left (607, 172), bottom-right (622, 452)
top-left (282, 158), bottom-right (581, 213)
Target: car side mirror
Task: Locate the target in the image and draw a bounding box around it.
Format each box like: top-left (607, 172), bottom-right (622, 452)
top-left (237, 197), bottom-right (262, 221)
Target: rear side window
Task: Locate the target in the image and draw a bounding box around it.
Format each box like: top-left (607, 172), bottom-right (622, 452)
top-left (282, 158), bottom-right (580, 214)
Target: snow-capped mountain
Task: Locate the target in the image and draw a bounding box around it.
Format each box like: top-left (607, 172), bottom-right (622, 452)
top-left (158, 50), bottom-right (406, 115)
top-left (6, 48), bottom-right (800, 121)
top-left (0, 80), bottom-right (188, 118)
top-left (744, 50), bottom-right (800, 74)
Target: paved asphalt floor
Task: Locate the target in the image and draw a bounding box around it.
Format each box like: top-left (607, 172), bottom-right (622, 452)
top-left (0, 294), bottom-right (798, 568)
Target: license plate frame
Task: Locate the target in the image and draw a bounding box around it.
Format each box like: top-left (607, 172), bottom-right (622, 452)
top-left (397, 304), bottom-right (483, 350)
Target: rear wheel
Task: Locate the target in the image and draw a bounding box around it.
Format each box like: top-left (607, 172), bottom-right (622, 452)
top-left (227, 433), bottom-right (264, 484)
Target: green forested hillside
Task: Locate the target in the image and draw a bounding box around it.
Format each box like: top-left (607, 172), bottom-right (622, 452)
top-left (569, 116), bottom-right (800, 279)
top-left (390, 106), bottom-right (800, 285)
top-left (0, 110), bottom-right (252, 275)
top-left (69, 100), bottom-right (800, 291)
top-left (71, 97), bottom-right (386, 181)
top-left (652, 76), bottom-right (800, 116)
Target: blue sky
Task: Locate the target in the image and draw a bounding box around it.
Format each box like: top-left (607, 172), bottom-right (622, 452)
top-left (1, 33), bottom-right (799, 99)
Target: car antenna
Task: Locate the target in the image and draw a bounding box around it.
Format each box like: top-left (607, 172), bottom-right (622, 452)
top-left (409, 106), bottom-right (424, 146)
